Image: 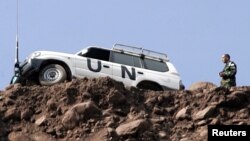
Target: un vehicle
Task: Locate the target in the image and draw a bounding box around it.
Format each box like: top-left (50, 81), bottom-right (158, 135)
top-left (11, 44), bottom-right (184, 91)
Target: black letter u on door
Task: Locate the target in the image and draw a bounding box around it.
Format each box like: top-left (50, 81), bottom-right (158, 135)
top-left (87, 58), bottom-right (101, 72)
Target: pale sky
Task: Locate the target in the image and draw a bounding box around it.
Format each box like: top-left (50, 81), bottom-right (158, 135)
top-left (1, 0), bottom-right (250, 90)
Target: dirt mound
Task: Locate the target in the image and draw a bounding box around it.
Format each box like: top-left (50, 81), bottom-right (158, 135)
top-left (1, 77), bottom-right (250, 141)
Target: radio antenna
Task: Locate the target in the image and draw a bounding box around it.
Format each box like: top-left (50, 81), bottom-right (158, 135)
top-left (11, 0), bottom-right (20, 84)
top-left (15, 0), bottom-right (19, 66)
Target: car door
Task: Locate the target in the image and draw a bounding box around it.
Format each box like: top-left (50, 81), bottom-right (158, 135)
top-left (75, 48), bottom-right (113, 79)
top-left (111, 51), bottom-right (144, 87)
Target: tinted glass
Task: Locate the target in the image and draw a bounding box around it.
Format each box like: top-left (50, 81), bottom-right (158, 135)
top-left (143, 58), bottom-right (168, 72)
top-left (112, 52), bottom-right (133, 66)
top-left (133, 56), bottom-right (142, 68)
top-left (84, 48), bottom-right (110, 61)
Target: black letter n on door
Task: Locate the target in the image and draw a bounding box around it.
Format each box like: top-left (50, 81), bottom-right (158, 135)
top-left (121, 66), bottom-right (136, 80)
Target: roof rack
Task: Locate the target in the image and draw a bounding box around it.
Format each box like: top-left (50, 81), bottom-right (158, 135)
top-left (112, 43), bottom-right (169, 62)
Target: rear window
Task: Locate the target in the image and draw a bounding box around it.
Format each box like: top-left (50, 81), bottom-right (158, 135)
top-left (143, 58), bottom-right (168, 72)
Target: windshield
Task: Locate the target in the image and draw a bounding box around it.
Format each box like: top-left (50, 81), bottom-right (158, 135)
top-left (76, 49), bottom-right (88, 56)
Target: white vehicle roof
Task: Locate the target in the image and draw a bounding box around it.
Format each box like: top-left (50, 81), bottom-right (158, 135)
top-left (75, 46), bottom-right (109, 55)
top-left (76, 44), bottom-right (169, 62)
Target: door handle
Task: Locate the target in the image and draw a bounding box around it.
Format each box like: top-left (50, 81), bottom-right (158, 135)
top-left (103, 65), bottom-right (110, 68)
top-left (137, 71), bottom-right (143, 74)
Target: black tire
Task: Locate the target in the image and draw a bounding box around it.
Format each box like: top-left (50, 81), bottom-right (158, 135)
top-left (137, 82), bottom-right (163, 91)
top-left (39, 64), bottom-right (67, 85)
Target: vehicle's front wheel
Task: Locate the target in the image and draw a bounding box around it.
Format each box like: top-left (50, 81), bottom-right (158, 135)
top-left (39, 64), bottom-right (67, 86)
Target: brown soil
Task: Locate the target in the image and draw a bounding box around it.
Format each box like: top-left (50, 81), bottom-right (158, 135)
top-left (0, 77), bottom-right (250, 141)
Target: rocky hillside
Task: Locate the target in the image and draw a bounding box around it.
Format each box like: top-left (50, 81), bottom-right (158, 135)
top-left (0, 77), bottom-right (250, 141)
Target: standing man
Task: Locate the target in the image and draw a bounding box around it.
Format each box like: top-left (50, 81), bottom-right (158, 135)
top-left (219, 54), bottom-right (237, 88)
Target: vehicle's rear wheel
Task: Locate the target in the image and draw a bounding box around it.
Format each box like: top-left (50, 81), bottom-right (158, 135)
top-left (137, 82), bottom-right (163, 91)
top-left (39, 64), bottom-right (67, 86)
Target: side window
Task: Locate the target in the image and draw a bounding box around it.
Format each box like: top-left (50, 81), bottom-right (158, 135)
top-left (143, 58), bottom-right (169, 72)
top-left (112, 52), bottom-right (133, 66)
top-left (133, 56), bottom-right (142, 68)
top-left (84, 48), bottom-right (110, 61)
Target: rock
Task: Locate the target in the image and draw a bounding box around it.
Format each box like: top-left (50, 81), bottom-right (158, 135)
top-left (106, 120), bottom-right (115, 128)
top-left (193, 106), bottom-right (216, 120)
top-left (186, 123), bottom-right (195, 130)
top-left (8, 132), bottom-right (33, 141)
top-left (150, 117), bottom-right (166, 124)
top-left (102, 108), bottom-right (113, 117)
top-left (197, 120), bottom-right (207, 126)
top-left (210, 118), bottom-right (220, 125)
top-left (238, 108), bottom-right (249, 119)
top-left (176, 107), bottom-right (190, 120)
top-left (219, 91), bottom-right (247, 107)
top-left (189, 82), bottom-right (217, 91)
top-left (198, 127), bottom-right (208, 139)
top-left (55, 125), bottom-right (64, 138)
top-left (231, 91), bottom-right (247, 101)
top-left (62, 110), bottom-right (79, 129)
top-left (46, 99), bottom-right (57, 111)
top-left (195, 93), bottom-right (204, 98)
top-left (46, 128), bottom-right (56, 135)
top-left (116, 119), bottom-right (151, 137)
top-left (4, 107), bottom-right (20, 120)
top-left (153, 106), bottom-right (164, 115)
top-left (35, 116), bottom-right (47, 126)
top-left (159, 131), bottom-right (168, 139)
top-left (107, 127), bottom-right (118, 140)
top-left (35, 109), bottom-right (42, 114)
top-left (84, 128), bottom-right (117, 141)
top-left (238, 122), bottom-right (247, 125)
top-left (82, 92), bottom-right (91, 100)
top-left (144, 97), bottom-right (157, 108)
top-left (165, 107), bottom-right (176, 114)
top-left (107, 90), bottom-right (126, 106)
top-left (180, 138), bottom-right (191, 141)
top-left (21, 109), bottom-right (33, 120)
top-left (4, 98), bottom-right (15, 105)
top-left (72, 101), bottom-right (102, 120)
top-left (62, 101), bottom-right (102, 129)
top-left (31, 132), bottom-right (56, 141)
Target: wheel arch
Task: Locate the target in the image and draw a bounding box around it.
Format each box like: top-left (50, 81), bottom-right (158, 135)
top-left (39, 59), bottom-right (72, 81)
top-left (136, 80), bottom-right (163, 91)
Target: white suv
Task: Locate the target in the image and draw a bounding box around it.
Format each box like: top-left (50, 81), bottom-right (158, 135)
top-left (11, 44), bottom-right (184, 90)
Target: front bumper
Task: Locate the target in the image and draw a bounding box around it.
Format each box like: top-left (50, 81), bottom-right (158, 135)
top-left (21, 59), bottom-right (42, 76)
top-left (10, 59), bottom-right (43, 84)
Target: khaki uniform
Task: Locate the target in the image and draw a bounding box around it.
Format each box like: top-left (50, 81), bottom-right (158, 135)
top-left (220, 61), bottom-right (237, 88)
